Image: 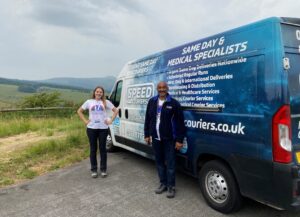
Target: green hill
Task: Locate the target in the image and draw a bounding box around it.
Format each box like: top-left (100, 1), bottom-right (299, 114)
top-left (0, 84), bottom-right (91, 109)
top-left (0, 77), bottom-right (90, 92)
top-left (40, 76), bottom-right (116, 92)
top-left (0, 76), bottom-right (116, 109)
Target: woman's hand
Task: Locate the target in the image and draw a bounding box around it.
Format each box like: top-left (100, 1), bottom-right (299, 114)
top-left (77, 107), bottom-right (90, 126)
top-left (105, 118), bottom-right (112, 125)
top-left (108, 107), bottom-right (119, 125)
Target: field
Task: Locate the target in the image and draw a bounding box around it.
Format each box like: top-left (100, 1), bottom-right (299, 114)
top-left (0, 84), bottom-right (91, 109)
top-left (0, 109), bottom-right (90, 188)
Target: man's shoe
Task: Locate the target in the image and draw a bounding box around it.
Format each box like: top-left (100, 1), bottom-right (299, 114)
top-left (155, 184), bottom-right (167, 194)
top-left (91, 172), bottom-right (98, 178)
top-left (166, 187), bottom-right (175, 198)
top-left (101, 171), bottom-right (107, 178)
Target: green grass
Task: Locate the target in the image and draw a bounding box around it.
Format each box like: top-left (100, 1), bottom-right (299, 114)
top-left (0, 177), bottom-right (14, 186)
top-left (45, 130), bottom-right (54, 137)
top-left (42, 87), bottom-right (91, 103)
top-left (0, 84), bottom-right (32, 105)
top-left (22, 130), bottom-right (86, 159)
top-left (0, 108), bottom-right (77, 119)
top-left (0, 110), bottom-right (92, 188)
top-left (19, 168), bottom-right (38, 179)
top-left (0, 100), bottom-right (14, 108)
top-left (0, 113), bottom-right (84, 138)
top-left (0, 128), bottom-right (89, 187)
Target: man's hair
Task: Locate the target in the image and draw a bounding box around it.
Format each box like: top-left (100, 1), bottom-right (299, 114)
top-left (157, 81), bottom-right (168, 88)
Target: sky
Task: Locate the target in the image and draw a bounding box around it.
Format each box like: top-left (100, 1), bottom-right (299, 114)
top-left (0, 0), bottom-right (300, 80)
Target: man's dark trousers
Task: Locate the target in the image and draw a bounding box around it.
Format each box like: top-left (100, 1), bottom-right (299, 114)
top-left (152, 138), bottom-right (176, 187)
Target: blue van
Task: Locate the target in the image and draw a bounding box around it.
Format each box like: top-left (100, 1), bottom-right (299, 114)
top-left (107, 17), bottom-right (300, 213)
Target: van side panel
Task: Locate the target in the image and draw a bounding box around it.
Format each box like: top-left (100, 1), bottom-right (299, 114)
top-left (162, 22), bottom-right (278, 178)
top-left (111, 18), bottom-right (300, 210)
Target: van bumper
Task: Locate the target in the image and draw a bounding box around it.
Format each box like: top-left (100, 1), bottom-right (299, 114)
top-left (273, 163), bottom-right (300, 211)
top-left (290, 201), bottom-right (300, 211)
top-left (231, 155), bottom-right (300, 211)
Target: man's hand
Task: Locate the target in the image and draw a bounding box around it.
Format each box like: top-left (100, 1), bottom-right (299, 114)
top-left (144, 137), bottom-right (152, 145)
top-left (175, 142), bottom-right (183, 150)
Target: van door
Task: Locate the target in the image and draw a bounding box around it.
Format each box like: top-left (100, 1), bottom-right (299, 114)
top-left (282, 23), bottom-right (300, 162)
top-left (286, 52), bottom-right (300, 161)
top-left (122, 78), bottom-right (154, 156)
top-left (109, 80), bottom-right (126, 143)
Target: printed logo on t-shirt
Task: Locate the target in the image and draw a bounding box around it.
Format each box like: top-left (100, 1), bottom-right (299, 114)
top-left (81, 99), bottom-right (114, 129)
top-left (91, 104), bottom-right (104, 111)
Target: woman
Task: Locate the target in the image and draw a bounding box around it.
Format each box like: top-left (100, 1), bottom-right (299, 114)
top-left (77, 86), bottom-right (119, 178)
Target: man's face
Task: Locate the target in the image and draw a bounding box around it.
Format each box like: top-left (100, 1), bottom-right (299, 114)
top-left (157, 82), bottom-right (168, 98)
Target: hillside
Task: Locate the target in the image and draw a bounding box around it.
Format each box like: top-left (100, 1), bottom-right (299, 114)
top-left (0, 77), bottom-right (89, 92)
top-left (0, 84), bottom-right (90, 109)
top-left (40, 76), bottom-right (116, 92)
top-left (0, 76), bottom-right (116, 109)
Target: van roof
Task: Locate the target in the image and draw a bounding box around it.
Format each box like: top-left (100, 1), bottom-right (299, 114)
top-left (127, 17), bottom-right (299, 65)
top-left (281, 17), bottom-right (300, 26)
top-left (117, 17), bottom-right (300, 78)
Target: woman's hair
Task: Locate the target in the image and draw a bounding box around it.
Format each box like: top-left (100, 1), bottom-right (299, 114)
top-left (92, 86), bottom-right (106, 108)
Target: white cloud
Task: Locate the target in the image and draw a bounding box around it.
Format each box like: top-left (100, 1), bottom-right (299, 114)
top-left (0, 0), bottom-right (300, 79)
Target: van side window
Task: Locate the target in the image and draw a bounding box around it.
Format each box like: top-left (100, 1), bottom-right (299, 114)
top-left (110, 80), bottom-right (123, 107)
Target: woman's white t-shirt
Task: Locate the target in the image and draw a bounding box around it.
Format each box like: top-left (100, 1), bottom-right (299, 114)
top-left (81, 99), bottom-right (114, 129)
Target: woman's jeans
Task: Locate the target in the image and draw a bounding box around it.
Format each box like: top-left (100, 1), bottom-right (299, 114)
top-left (86, 128), bottom-right (108, 172)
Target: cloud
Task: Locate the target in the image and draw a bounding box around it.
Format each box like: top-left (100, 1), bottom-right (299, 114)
top-left (26, 0), bottom-right (146, 39)
top-left (0, 0), bottom-right (300, 80)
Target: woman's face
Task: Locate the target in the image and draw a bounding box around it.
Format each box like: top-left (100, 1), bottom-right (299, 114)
top-left (94, 88), bottom-right (103, 100)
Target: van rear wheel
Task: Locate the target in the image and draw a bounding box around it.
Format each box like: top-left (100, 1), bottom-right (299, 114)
top-left (199, 160), bottom-right (242, 213)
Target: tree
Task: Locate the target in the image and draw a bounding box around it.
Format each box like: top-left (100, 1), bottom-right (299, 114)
top-left (20, 92), bottom-right (62, 108)
top-left (18, 85), bottom-right (38, 93)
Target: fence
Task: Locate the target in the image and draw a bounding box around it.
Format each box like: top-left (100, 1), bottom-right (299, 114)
top-left (0, 107), bottom-right (77, 119)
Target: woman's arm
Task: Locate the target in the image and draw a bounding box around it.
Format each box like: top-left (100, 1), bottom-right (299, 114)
top-left (111, 107), bottom-right (119, 122)
top-left (105, 107), bottom-right (119, 125)
top-left (77, 107), bottom-right (89, 125)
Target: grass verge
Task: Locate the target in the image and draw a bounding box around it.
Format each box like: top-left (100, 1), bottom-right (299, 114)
top-left (0, 128), bottom-right (89, 188)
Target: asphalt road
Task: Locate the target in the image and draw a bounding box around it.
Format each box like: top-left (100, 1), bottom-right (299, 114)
top-left (0, 150), bottom-right (299, 217)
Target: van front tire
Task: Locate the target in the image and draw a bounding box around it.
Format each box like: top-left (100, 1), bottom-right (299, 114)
top-left (199, 160), bottom-right (242, 213)
top-left (106, 131), bottom-right (117, 152)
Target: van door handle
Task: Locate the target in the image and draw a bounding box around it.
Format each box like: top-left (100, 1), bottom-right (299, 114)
top-left (119, 109), bottom-right (122, 118)
top-left (125, 109), bottom-right (128, 119)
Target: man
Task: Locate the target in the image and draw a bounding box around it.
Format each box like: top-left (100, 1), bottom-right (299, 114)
top-left (144, 81), bottom-right (185, 198)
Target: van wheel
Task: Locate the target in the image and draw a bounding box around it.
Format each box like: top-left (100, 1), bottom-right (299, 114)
top-left (199, 160), bottom-right (242, 213)
top-left (106, 131), bottom-right (117, 152)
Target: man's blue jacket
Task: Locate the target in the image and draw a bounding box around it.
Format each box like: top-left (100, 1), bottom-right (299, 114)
top-left (144, 94), bottom-right (185, 143)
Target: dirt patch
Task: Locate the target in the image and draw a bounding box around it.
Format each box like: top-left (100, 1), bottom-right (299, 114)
top-left (0, 132), bottom-right (66, 157)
